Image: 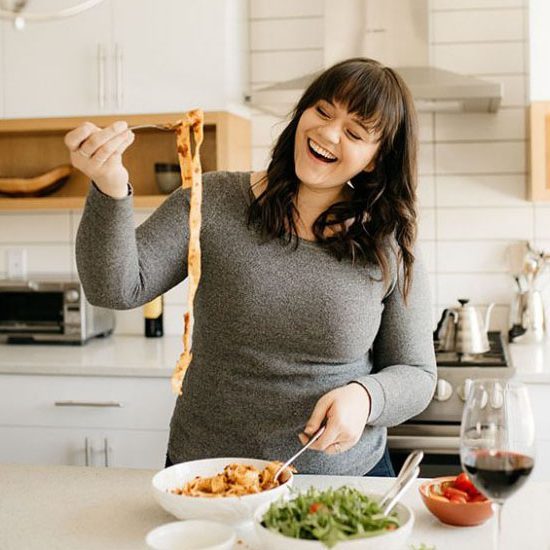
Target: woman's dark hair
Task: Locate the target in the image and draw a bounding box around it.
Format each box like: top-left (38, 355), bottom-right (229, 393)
top-left (247, 57), bottom-right (418, 300)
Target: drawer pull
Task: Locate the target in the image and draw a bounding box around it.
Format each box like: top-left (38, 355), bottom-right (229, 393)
top-left (54, 400), bottom-right (123, 408)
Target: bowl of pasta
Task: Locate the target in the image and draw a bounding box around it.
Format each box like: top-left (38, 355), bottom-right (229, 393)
top-left (152, 457), bottom-right (294, 525)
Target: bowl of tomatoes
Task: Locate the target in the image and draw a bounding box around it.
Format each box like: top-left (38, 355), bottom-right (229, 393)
top-left (419, 473), bottom-right (493, 527)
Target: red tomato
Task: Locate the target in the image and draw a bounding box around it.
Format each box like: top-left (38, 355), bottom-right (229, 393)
top-left (449, 495), bottom-right (468, 504)
top-left (454, 473), bottom-right (480, 496)
top-left (444, 487), bottom-right (470, 501)
top-left (469, 494), bottom-right (488, 503)
top-left (309, 502), bottom-right (323, 513)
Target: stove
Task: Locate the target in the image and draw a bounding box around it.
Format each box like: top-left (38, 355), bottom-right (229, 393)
top-left (387, 331), bottom-right (515, 477)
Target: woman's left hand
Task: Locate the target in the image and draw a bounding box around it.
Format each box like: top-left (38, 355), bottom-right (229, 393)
top-left (298, 383), bottom-right (371, 454)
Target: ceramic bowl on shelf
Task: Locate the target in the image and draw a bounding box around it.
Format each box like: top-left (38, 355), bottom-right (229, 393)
top-left (154, 163), bottom-right (181, 194)
top-left (419, 476), bottom-right (493, 527)
top-left (151, 457), bottom-right (293, 525)
top-left (145, 520), bottom-right (236, 550)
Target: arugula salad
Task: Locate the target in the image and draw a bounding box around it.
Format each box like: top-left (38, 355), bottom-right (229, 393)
top-left (261, 486), bottom-right (400, 548)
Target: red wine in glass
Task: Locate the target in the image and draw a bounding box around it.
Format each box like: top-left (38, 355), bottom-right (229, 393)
top-left (463, 450), bottom-right (534, 502)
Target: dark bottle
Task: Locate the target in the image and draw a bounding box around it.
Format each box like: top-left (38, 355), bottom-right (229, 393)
top-left (144, 296), bottom-right (163, 337)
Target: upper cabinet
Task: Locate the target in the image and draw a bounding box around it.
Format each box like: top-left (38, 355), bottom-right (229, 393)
top-left (3, 1), bottom-right (112, 118)
top-left (0, 22), bottom-right (5, 117)
top-left (528, 0), bottom-right (550, 200)
top-left (1, 0), bottom-right (249, 119)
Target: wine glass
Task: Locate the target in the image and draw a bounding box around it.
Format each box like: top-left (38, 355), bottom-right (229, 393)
top-left (460, 379), bottom-right (536, 550)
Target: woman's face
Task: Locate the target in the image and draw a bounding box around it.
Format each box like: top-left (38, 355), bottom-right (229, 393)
top-left (294, 99), bottom-right (381, 191)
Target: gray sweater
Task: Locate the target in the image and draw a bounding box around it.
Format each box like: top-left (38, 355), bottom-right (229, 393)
top-left (76, 170), bottom-right (436, 475)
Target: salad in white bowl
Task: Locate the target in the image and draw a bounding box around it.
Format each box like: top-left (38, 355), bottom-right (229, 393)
top-left (254, 486), bottom-right (413, 549)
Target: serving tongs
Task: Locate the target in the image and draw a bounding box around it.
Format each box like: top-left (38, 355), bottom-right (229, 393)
top-left (379, 450), bottom-right (423, 516)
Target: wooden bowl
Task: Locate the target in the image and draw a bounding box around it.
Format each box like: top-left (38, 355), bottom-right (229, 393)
top-left (0, 165), bottom-right (73, 197)
top-left (419, 476), bottom-right (493, 527)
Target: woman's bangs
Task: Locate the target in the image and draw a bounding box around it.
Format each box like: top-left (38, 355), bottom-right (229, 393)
top-left (329, 71), bottom-right (403, 145)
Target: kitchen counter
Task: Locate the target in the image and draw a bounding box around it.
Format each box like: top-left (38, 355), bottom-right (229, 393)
top-left (0, 463), bottom-right (548, 550)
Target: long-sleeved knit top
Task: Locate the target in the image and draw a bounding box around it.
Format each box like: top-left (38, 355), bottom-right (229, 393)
top-left (76, 170), bottom-right (436, 475)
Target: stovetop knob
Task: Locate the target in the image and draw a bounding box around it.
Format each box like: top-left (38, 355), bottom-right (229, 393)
top-left (433, 379), bottom-right (453, 402)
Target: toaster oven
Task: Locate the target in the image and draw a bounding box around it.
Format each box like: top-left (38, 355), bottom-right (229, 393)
top-left (0, 276), bottom-right (115, 344)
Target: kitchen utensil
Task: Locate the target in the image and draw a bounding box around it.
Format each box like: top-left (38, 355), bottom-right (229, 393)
top-left (273, 425), bottom-right (326, 483)
top-left (128, 123), bottom-right (179, 131)
top-left (379, 450), bottom-right (423, 515)
top-left (511, 288), bottom-right (546, 343)
top-left (146, 520), bottom-right (236, 550)
top-left (435, 299), bottom-right (495, 355)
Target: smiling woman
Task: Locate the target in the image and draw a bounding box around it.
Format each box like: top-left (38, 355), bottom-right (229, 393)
top-left (70, 56), bottom-right (436, 478)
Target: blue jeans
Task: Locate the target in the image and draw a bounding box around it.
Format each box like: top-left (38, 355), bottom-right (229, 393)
top-left (165, 446), bottom-right (395, 477)
top-left (364, 447), bottom-right (395, 477)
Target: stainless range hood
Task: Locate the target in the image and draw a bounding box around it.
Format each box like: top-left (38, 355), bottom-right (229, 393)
top-left (250, 0), bottom-right (502, 114)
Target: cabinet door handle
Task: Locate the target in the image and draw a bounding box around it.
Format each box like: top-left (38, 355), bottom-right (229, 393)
top-left (114, 43), bottom-right (123, 110)
top-left (104, 437), bottom-right (110, 467)
top-left (97, 43), bottom-right (106, 109)
top-left (54, 400), bottom-right (123, 408)
top-left (85, 437), bottom-right (91, 467)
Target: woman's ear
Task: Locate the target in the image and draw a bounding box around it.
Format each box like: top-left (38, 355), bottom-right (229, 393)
top-left (364, 158), bottom-right (377, 173)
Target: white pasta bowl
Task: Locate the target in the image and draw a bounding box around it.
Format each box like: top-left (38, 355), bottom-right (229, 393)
top-left (253, 493), bottom-right (414, 550)
top-left (151, 457), bottom-right (294, 525)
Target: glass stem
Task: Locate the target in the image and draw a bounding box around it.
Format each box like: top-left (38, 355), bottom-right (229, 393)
top-left (493, 501), bottom-right (504, 550)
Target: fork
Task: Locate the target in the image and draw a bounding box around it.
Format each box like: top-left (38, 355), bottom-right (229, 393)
top-left (128, 123), bottom-right (178, 131)
top-left (273, 424), bottom-right (327, 483)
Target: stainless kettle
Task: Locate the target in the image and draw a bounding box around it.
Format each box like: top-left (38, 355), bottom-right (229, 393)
top-left (434, 299), bottom-right (495, 354)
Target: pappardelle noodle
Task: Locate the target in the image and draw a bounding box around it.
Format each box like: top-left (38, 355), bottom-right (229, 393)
top-left (261, 486), bottom-right (400, 548)
top-left (170, 461), bottom-right (293, 498)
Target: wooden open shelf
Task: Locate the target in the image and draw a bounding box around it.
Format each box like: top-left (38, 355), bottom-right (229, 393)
top-left (529, 101), bottom-right (550, 201)
top-left (0, 111), bottom-right (250, 210)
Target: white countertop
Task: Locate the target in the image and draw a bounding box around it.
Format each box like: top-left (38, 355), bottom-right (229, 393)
top-left (3, 334), bottom-right (550, 383)
top-left (0, 463), bottom-right (547, 550)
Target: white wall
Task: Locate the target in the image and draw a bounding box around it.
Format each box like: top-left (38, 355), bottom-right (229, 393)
top-left (249, 0), bottom-right (538, 334)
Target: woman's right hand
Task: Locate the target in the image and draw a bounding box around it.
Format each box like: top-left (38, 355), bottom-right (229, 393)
top-left (64, 120), bottom-right (135, 198)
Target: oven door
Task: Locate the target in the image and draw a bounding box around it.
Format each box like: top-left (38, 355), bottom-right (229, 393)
top-left (0, 290), bottom-right (64, 333)
top-left (388, 423), bottom-right (462, 478)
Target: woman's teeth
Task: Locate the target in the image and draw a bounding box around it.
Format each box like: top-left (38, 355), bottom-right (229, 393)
top-left (308, 139), bottom-right (337, 163)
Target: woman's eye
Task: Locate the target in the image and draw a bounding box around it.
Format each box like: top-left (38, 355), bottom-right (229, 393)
top-left (347, 130), bottom-right (361, 140)
top-left (316, 106), bottom-right (329, 118)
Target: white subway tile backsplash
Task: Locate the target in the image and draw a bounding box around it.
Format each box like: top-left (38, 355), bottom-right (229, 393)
top-left (433, 42), bottom-right (524, 75)
top-left (113, 308), bottom-right (143, 336)
top-left (164, 304), bottom-right (187, 336)
top-left (419, 240), bottom-right (436, 272)
top-left (432, 0), bottom-right (525, 8)
top-left (435, 108), bottom-right (526, 141)
top-left (436, 241), bottom-right (511, 272)
top-left (418, 113), bottom-right (434, 143)
top-left (251, 18), bottom-right (323, 51)
top-left (250, 0), bottom-right (323, 19)
top-left (0, 213), bottom-right (71, 243)
top-left (164, 279), bottom-right (188, 305)
top-left (251, 50), bottom-right (323, 83)
top-left (435, 142), bottom-right (525, 174)
top-left (418, 176), bottom-right (436, 208)
top-left (418, 143), bottom-right (435, 175)
top-left (0, 245), bottom-right (72, 274)
top-left (418, 208), bottom-right (436, 240)
top-left (437, 207), bottom-right (532, 240)
top-left (436, 174), bottom-right (527, 207)
top-left (433, 9), bottom-right (524, 43)
top-left (437, 273), bottom-right (514, 305)
top-left (534, 206), bottom-right (550, 240)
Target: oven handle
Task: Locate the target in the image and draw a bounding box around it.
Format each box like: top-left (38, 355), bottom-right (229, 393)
top-left (387, 435), bottom-right (460, 453)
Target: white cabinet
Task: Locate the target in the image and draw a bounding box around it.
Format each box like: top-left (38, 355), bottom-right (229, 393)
top-left (0, 21), bottom-right (5, 117)
top-left (529, 0), bottom-right (550, 101)
top-left (0, 374), bottom-right (176, 469)
top-left (1, 0), bottom-right (248, 118)
top-left (527, 384), bottom-right (550, 481)
top-left (3, 1), bottom-right (112, 118)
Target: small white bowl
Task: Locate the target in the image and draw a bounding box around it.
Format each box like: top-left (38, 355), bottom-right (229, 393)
top-left (254, 493), bottom-right (414, 550)
top-left (146, 520), bottom-right (236, 550)
top-left (152, 457), bottom-right (293, 525)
